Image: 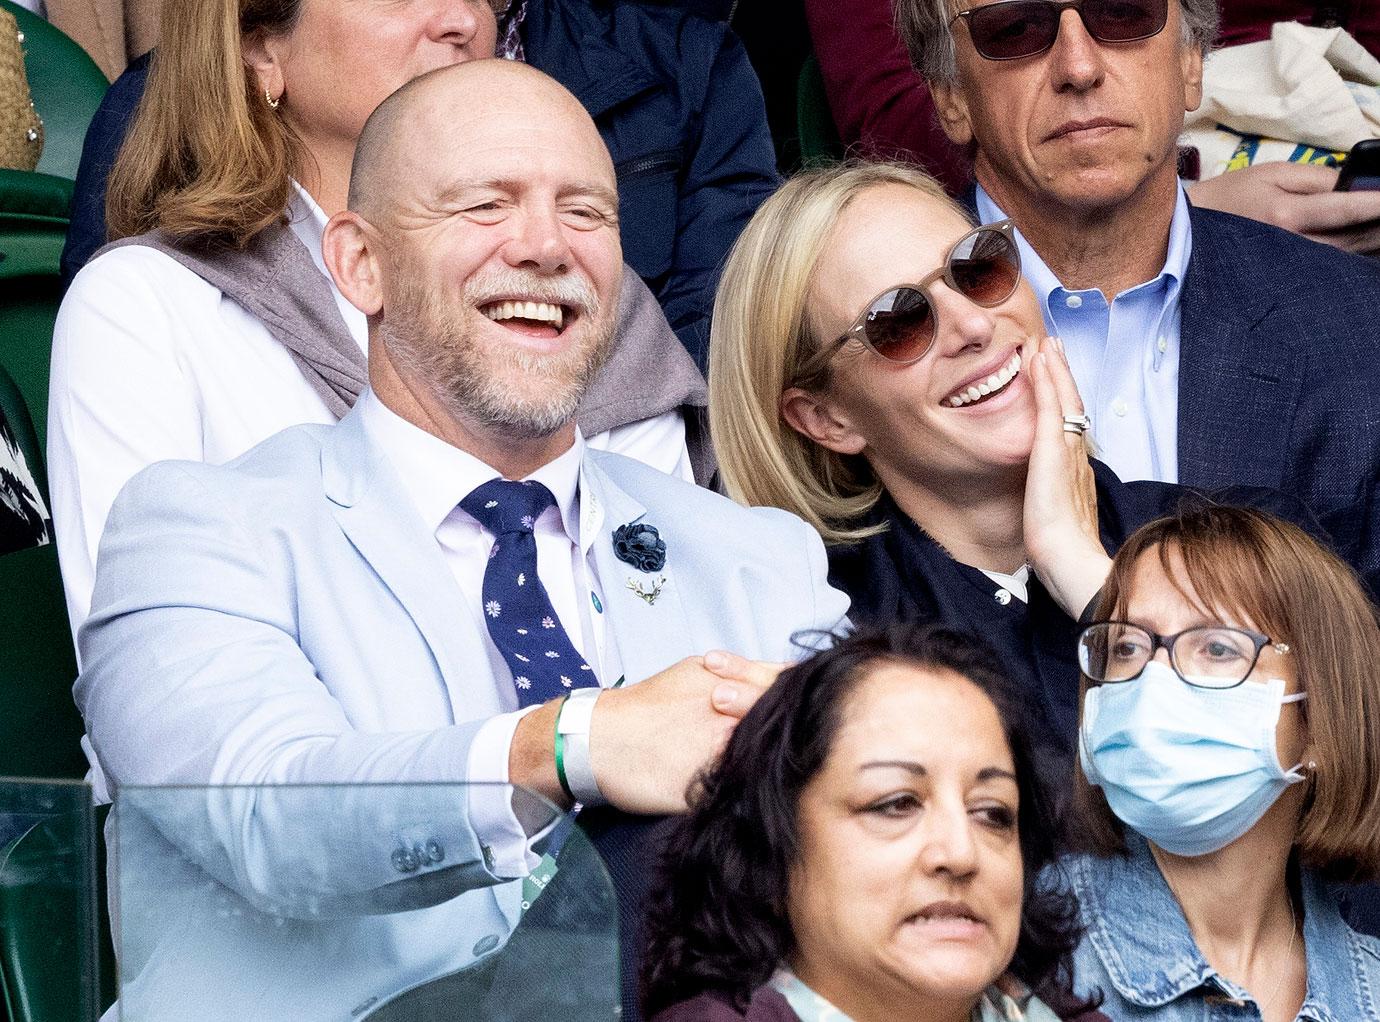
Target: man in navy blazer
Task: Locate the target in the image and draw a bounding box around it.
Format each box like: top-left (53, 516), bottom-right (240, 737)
top-left (894, 0), bottom-right (1380, 595)
top-left (75, 62), bottom-right (846, 1020)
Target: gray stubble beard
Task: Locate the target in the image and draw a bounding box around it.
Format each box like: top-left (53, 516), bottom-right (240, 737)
top-left (381, 267), bottom-right (617, 441)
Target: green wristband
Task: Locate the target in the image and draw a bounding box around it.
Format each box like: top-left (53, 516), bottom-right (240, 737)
top-left (553, 695), bottom-right (575, 801)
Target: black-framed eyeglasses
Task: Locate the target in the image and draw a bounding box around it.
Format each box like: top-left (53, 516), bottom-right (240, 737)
top-left (1077, 621), bottom-right (1292, 690)
top-left (951, 0), bottom-right (1169, 62)
top-left (792, 220), bottom-right (1020, 384)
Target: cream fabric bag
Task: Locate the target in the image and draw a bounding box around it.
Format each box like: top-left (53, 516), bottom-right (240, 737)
top-left (1183, 23), bottom-right (1380, 178)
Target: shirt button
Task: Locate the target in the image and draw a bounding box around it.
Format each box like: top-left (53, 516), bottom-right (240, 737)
top-left (1064, 294), bottom-right (1083, 309)
top-left (1112, 398), bottom-right (1129, 417)
top-left (1157, 337), bottom-right (1168, 353)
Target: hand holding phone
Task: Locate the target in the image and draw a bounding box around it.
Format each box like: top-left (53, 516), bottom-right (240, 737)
top-left (1335, 139), bottom-right (1380, 191)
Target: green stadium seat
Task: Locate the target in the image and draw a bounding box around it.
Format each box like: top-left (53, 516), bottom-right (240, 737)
top-left (0, 372), bottom-right (110, 1022)
top-left (0, 168), bottom-right (70, 449)
top-left (0, 363), bottom-right (82, 782)
top-left (0, 0), bottom-right (108, 181)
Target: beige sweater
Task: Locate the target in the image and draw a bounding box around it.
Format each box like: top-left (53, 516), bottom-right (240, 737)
top-left (45, 0), bottom-right (159, 81)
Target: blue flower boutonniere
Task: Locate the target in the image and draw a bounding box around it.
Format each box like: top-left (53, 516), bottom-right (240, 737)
top-left (612, 522), bottom-right (667, 573)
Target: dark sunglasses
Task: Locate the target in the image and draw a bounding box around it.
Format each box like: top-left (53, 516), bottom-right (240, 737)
top-left (794, 220), bottom-right (1021, 381)
top-left (951, 0), bottom-right (1169, 61)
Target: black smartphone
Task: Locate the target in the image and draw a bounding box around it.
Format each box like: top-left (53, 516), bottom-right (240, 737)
top-left (1335, 139), bottom-right (1380, 191)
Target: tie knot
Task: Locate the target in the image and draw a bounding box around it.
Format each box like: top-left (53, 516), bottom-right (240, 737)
top-left (461, 478), bottom-right (557, 535)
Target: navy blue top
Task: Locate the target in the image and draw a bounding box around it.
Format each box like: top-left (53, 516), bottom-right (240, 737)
top-left (827, 461), bottom-right (1320, 768)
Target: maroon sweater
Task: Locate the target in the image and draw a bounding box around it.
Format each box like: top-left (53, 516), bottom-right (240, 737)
top-left (652, 987), bottom-right (1111, 1022)
top-left (651, 989), bottom-right (798, 1022)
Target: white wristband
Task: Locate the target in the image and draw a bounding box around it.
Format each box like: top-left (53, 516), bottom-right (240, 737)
top-left (557, 687), bottom-right (606, 806)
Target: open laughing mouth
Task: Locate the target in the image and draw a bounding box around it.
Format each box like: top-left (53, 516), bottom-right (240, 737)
top-left (942, 351), bottom-right (1022, 408)
top-left (479, 299), bottom-right (573, 339)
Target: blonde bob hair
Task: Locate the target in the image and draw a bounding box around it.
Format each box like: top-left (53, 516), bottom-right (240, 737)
top-left (107, 0), bottom-right (305, 246)
top-left (1074, 504), bottom-right (1380, 882)
top-left (708, 161), bottom-right (969, 545)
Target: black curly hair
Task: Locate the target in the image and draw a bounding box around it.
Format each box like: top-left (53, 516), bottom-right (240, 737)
top-left (640, 622), bottom-right (1095, 1018)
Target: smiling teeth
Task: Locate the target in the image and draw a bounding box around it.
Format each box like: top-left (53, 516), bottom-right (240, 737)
top-left (945, 352), bottom-right (1022, 408)
top-left (482, 300), bottom-right (564, 328)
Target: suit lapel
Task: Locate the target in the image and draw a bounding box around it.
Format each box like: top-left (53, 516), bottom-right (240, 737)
top-left (1177, 209), bottom-right (1300, 492)
top-left (321, 408), bottom-right (483, 706)
top-left (582, 457), bottom-right (697, 688)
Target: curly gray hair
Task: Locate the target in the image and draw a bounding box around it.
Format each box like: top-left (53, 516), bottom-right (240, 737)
top-left (894, 0), bottom-right (1219, 83)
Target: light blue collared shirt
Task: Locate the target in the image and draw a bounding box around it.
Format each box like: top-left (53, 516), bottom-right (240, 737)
top-left (975, 184), bottom-right (1193, 484)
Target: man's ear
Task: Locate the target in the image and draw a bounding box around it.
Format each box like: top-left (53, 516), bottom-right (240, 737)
top-left (323, 212), bottom-right (385, 317)
top-left (1180, 42), bottom-right (1204, 114)
top-left (780, 386), bottom-right (867, 456)
top-left (241, 28), bottom-right (286, 102)
top-left (931, 79), bottom-right (976, 147)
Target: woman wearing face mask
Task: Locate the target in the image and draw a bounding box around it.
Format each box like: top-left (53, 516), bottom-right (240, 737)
top-left (708, 161), bottom-right (1301, 764)
top-left (642, 622), bottom-right (1107, 1022)
top-left (1071, 504), bottom-right (1380, 1022)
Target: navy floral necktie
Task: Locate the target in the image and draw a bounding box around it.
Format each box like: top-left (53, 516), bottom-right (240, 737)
top-left (460, 478), bottom-right (598, 707)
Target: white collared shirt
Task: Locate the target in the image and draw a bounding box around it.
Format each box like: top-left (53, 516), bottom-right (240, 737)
top-left (49, 183), bottom-right (692, 642)
top-left (358, 391), bottom-right (620, 864)
top-left (975, 183), bottom-right (1193, 483)
top-left (980, 563), bottom-right (1030, 605)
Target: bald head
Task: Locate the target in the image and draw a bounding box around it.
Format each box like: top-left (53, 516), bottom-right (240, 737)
top-left (322, 55), bottom-right (625, 461)
top-left (348, 60), bottom-right (614, 224)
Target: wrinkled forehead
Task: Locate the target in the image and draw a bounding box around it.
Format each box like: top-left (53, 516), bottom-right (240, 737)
top-left (402, 91), bottom-right (615, 199)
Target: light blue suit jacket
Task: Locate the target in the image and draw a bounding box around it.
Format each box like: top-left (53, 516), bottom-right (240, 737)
top-left (76, 403), bottom-right (849, 1019)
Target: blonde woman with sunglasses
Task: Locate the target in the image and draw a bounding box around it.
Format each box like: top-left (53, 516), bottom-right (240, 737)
top-left (709, 161), bottom-right (1303, 771)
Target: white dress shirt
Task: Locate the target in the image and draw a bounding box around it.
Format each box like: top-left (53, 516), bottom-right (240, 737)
top-left (360, 390), bottom-right (622, 872)
top-left (48, 183), bottom-right (692, 640)
top-left (980, 564), bottom-right (1030, 605)
top-left (975, 184), bottom-right (1193, 483)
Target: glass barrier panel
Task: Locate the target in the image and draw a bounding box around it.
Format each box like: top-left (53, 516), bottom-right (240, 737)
top-left (114, 783), bottom-right (618, 1022)
top-left (0, 778), bottom-right (99, 1022)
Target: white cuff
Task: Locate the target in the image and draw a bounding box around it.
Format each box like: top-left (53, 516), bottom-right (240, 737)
top-left (466, 707), bottom-right (543, 878)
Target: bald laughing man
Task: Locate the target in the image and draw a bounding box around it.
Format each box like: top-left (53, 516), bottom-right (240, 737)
top-left (76, 61), bottom-right (848, 1021)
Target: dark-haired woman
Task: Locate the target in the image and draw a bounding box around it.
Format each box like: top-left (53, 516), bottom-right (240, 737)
top-left (641, 623), bottom-right (1107, 1022)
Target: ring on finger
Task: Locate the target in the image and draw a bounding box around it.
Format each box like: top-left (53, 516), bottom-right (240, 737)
top-left (1062, 413), bottom-right (1092, 435)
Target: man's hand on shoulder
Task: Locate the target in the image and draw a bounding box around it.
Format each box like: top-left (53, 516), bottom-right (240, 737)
top-left (508, 652), bottom-right (785, 815)
top-left (1188, 163), bottom-right (1380, 255)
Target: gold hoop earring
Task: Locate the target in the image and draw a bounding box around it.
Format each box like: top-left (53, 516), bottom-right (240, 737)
top-left (265, 88), bottom-right (280, 110)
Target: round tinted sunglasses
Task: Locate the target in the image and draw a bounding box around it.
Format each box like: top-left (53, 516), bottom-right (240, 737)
top-left (951, 0), bottom-right (1169, 61)
top-left (794, 220), bottom-right (1021, 382)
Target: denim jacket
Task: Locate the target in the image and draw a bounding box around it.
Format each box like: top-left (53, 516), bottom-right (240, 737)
top-left (1066, 835), bottom-right (1380, 1021)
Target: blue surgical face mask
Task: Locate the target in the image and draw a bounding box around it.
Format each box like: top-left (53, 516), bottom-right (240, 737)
top-left (1080, 660), bottom-right (1307, 857)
